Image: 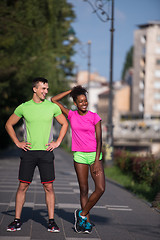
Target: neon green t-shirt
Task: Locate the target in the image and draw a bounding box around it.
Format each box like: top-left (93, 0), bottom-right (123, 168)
top-left (14, 99), bottom-right (62, 150)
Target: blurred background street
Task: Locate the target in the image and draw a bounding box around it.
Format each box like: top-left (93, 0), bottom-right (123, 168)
top-left (0, 0), bottom-right (160, 238)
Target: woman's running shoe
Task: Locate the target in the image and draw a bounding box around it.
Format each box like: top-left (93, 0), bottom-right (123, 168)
top-left (85, 221), bottom-right (92, 234)
top-left (74, 209), bottom-right (87, 233)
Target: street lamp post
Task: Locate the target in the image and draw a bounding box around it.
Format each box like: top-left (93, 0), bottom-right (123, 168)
top-left (107, 0), bottom-right (114, 150)
top-left (83, 0), bottom-right (115, 162)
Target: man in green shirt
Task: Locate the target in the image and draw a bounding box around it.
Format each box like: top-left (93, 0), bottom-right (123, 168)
top-left (5, 77), bottom-right (68, 233)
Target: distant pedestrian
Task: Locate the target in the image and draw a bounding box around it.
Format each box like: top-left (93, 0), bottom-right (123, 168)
top-left (51, 85), bottom-right (105, 234)
top-left (5, 77), bottom-right (68, 232)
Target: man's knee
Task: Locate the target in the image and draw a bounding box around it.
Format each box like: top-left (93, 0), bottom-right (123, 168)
top-left (18, 182), bottom-right (29, 192)
top-left (43, 183), bottom-right (53, 193)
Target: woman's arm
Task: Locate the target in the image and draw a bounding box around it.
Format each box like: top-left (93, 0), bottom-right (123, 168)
top-left (51, 90), bottom-right (72, 117)
top-left (95, 120), bottom-right (102, 162)
top-left (92, 120), bottom-right (103, 176)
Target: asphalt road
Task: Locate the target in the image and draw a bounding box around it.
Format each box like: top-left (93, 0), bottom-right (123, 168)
top-left (0, 148), bottom-right (160, 240)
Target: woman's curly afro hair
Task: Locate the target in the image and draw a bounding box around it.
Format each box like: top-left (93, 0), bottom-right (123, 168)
top-left (70, 85), bottom-right (88, 102)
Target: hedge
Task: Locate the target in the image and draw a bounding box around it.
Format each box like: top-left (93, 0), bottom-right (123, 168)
top-left (113, 149), bottom-right (160, 188)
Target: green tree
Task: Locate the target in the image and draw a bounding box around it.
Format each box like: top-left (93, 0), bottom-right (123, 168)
top-left (121, 46), bottom-right (133, 81)
top-left (0, 0), bottom-right (77, 149)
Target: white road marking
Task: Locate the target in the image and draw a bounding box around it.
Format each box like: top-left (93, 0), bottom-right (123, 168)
top-left (107, 208), bottom-right (133, 211)
top-left (1, 202), bottom-right (133, 211)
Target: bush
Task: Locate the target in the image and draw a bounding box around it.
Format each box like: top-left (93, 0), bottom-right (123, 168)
top-left (114, 149), bottom-right (160, 188)
top-left (114, 149), bottom-right (133, 172)
top-left (132, 156), bottom-right (156, 185)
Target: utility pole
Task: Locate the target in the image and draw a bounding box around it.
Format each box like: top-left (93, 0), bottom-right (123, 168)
top-left (107, 0), bottom-right (114, 155)
top-left (83, 0), bottom-right (115, 163)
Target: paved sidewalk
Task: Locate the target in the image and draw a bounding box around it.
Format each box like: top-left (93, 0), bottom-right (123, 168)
top-left (0, 148), bottom-right (160, 240)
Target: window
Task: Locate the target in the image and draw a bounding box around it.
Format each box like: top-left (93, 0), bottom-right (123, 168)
top-left (156, 59), bottom-right (160, 65)
top-left (154, 93), bottom-right (160, 99)
top-left (140, 58), bottom-right (145, 67)
top-left (141, 35), bottom-right (146, 44)
top-left (154, 81), bottom-right (160, 89)
top-left (155, 70), bottom-right (160, 78)
top-left (139, 81), bottom-right (144, 89)
top-left (157, 35), bottom-right (160, 43)
top-left (140, 70), bottom-right (145, 78)
top-left (153, 104), bottom-right (160, 112)
top-left (139, 103), bottom-right (144, 112)
top-left (155, 48), bottom-right (160, 54)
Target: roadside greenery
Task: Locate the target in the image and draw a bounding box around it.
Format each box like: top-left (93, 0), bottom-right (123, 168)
top-left (104, 149), bottom-right (160, 206)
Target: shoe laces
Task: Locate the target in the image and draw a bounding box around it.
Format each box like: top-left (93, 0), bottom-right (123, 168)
top-left (78, 210), bottom-right (87, 226)
top-left (85, 222), bottom-right (92, 229)
top-left (79, 218), bottom-right (86, 226)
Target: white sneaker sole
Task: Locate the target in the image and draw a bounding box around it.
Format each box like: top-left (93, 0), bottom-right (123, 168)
top-left (7, 228), bottom-right (21, 232)
top-left (84, 230), bottom-right (92, 234)
top-left (74, 209), bottom-right (80, 233)
top-left (48, 229), bottom-right (60, 233)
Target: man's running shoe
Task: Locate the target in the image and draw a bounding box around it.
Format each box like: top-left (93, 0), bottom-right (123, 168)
top-left (74, 209), bottom-right (87, 233)
top-left (7, 219), bottom-right (22, 232)
top-left (85, 222), bottom-right (92, 234)
top-left (48, 220), bottom-right (60, 233)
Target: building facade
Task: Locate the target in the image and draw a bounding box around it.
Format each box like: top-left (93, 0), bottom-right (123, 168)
top-left (76, 71), bottom-right (108, 113)
top-left (132, 21), bottom-right (160, 117)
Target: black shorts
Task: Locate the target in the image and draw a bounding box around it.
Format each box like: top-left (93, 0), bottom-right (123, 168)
top-left (19, 150), bottom-right (55, 184)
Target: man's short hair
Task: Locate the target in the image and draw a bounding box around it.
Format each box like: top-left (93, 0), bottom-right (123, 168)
top-left (32, 77), bottom-right (48, 88)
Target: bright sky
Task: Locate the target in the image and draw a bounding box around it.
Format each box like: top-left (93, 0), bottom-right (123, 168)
top-left (67, 0), bottom-right (160, 82)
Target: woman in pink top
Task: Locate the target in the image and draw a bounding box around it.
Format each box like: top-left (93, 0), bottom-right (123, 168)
top-left (51, 85), bottom-right (105, 234)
